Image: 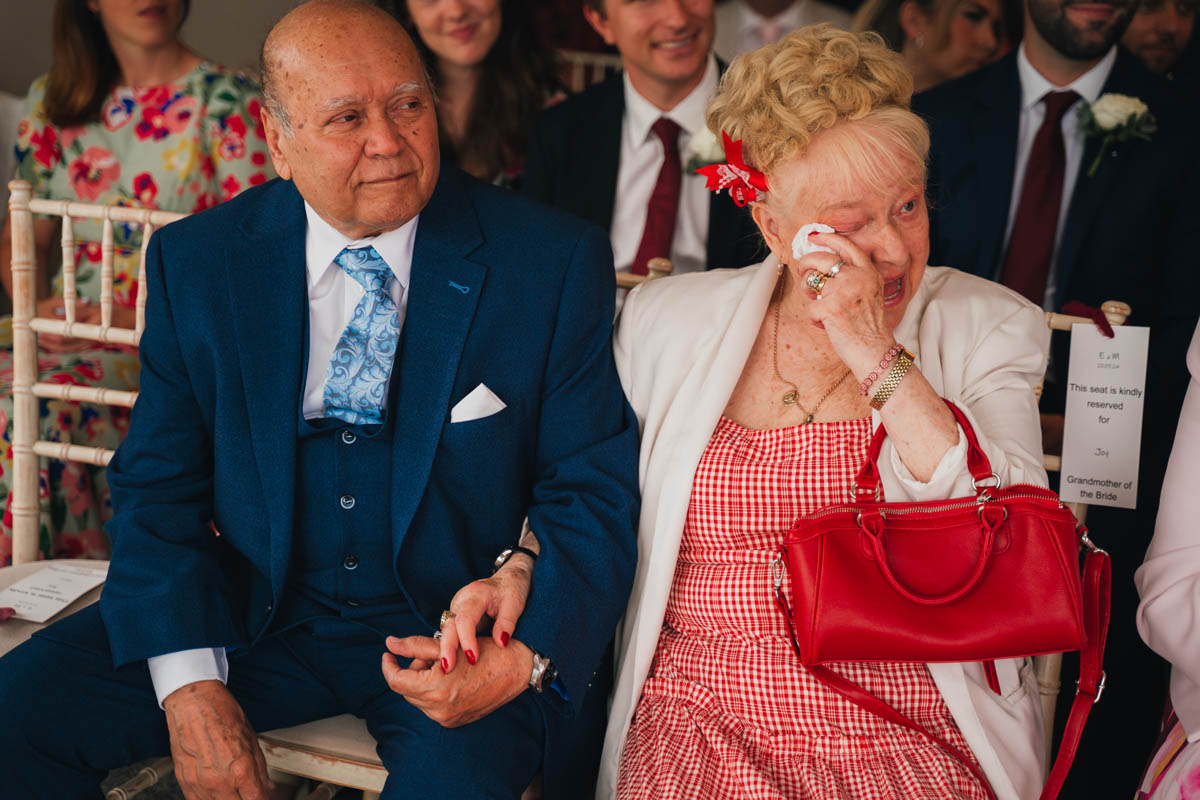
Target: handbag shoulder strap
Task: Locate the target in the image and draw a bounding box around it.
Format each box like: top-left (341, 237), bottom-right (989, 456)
top-left (773, 547), bottom-right (1111, 800)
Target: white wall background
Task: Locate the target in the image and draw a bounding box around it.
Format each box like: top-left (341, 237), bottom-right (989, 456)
top-left (0, 0), bottom-right (302, 98)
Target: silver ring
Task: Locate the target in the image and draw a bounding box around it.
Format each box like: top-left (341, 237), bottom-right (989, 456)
top-left (432, 630), bottom-right (443, 640)
top-left (829, 258), bottom-right (844, 276)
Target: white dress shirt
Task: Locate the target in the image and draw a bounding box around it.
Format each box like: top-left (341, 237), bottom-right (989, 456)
top-left (713, 0), bottom-right (852, 62)
top-left (146, 203), bottom-right (419, 707)
top-left (1002, 43), bottom-right (1116, 310)
top-left (611, 55), bottom-right (718, 277)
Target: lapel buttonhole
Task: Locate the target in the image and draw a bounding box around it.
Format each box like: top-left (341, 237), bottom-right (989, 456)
top-left (448, 281), bottom-right (470, 295)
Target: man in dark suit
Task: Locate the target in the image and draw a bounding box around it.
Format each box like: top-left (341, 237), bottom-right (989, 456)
top-left (523, 0), bottom-right (763, 278)
top-left (0, 2), bottom-right (638, 797)
top-left (914, 0), bottom-right (1200, 792)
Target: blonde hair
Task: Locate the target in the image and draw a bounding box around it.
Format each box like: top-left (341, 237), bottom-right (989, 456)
top-left (706, 24), bottom-right (930, 197)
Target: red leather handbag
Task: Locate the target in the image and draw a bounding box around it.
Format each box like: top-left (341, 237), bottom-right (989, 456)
top-left (772, 400), bottom-right (1110, 800)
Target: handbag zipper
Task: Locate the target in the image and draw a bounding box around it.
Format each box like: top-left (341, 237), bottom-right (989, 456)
top-left (800, 491), bottom-right (1065, 520)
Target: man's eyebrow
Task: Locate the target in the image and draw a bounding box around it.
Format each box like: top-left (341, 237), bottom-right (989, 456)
top-left (319, 83), bottom-right (426, 112)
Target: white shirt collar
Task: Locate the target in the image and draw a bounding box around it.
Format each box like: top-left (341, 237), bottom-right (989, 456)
top-left (1016, 41), bottom-right (1117, 111)
top-left (623, 54), bottom-right (720, 145)
top-left (739, 0), bottom-right (801, 34)
top-left (303, 201), bottom-right (418, 291)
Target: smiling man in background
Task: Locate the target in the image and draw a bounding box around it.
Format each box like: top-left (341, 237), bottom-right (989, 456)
top-left (523, 0), bottom-right (762, 282)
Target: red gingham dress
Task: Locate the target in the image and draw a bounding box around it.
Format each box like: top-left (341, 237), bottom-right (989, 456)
top-left (616, 416), bottom-right (989, 800)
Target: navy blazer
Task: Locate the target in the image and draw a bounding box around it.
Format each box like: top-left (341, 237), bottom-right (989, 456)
top-left (98, 169), bottom-right (640, 717)
top-left (914, 48), bottom-right (1200, 383)
top-left (521, 69), bottom-right (764, 271)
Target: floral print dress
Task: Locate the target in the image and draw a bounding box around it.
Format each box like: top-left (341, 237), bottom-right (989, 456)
top-left (1, 62), bottom-right (272, 564)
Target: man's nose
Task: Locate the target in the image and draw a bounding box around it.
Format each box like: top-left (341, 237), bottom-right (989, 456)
top-left (659, 0), bottom-right (692, 29)
top-left (979, 22), bottom-right (999, 54)
top-left (363, 113), bottom-right (406, 158)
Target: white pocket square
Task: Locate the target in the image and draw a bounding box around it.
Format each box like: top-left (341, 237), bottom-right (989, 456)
top-left (450, 383), bottom-right (507, 423)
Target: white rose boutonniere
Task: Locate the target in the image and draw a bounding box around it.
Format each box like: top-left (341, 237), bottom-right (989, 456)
top-left (684, 126), bottom-right (726, 173)
top-left (1078, 93), bottom-right (1156, 178)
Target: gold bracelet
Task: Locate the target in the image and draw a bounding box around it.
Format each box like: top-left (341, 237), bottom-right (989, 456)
top-left (869, 349), bottom-right (914, 410)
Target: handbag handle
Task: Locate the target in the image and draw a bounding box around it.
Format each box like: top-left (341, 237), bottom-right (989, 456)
top-left (859, 505), bottom-right (1002, 605)
top-left (855, 399), bottom-right (997, 501)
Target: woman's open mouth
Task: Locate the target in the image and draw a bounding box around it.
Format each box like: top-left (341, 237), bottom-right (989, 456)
top-left (883, 276), bottom-right (905, 305)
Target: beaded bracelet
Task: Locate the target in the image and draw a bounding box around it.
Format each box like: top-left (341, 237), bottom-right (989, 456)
top-left (859, 343), bottom-right (905, 396)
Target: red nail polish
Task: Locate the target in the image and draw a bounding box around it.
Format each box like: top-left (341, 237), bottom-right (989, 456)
top-left (466, 649), bottom-right (477, 665)
top-left (441, 658), bottom-right (449, 674)
top-left (500, 631), bottom-right (510, 647)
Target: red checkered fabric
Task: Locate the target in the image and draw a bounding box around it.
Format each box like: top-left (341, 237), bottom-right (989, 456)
top-left (617, 416), bottom-right (988, 799)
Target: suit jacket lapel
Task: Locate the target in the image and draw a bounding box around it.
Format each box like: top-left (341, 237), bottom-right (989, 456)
top-left (1056, 51), bottom-right (1134, 300)
top-left (389, 169), bottom-right (487, 554)
top-left (970, 56), bottom-right (1022, 280)
top-left (226, 180), bottom-right (306, 596)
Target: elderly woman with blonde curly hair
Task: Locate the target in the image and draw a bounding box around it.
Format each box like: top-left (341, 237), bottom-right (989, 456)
top-left (598, 24), bottom-right (1051, 800)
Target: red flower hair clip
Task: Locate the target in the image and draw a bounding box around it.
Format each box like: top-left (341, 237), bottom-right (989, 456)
top-left (695, 131), bottom-right (769, 207)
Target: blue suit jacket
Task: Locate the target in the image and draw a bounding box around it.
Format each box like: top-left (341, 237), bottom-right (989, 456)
top-left (97, 169), bottom-right (640, 719)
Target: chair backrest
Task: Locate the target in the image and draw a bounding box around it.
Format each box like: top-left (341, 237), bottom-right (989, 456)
top-left (6, 180), bottom-right (185, 565)
top-left (614, 257), bottom-right (675, 290)
top-left (1032, 298), bottom-right (1130, 770)
top-left (559, 49), bottom-right (623, 93)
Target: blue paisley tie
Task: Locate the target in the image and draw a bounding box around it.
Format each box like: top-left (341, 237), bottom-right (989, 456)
top-left (323, 246), bottom-right (400, 425)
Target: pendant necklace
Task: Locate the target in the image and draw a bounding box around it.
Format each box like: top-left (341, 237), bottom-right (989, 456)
top-left (771, 271), bottom-right (852, 424)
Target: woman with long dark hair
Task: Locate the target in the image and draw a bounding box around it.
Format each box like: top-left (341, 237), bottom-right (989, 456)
top-left (0, 0), bottom-right (271, 563)
top-left (385, 0), bottom-right (563, 185)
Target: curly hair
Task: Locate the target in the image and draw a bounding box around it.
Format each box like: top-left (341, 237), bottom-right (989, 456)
top-left (706, 24), bottom-right (929, 197)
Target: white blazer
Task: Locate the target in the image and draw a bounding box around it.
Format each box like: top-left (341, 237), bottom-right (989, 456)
top-left (1136, 321), bottom-right (1200, 742)
top-left (600, 258), bottom-right (1052, 800)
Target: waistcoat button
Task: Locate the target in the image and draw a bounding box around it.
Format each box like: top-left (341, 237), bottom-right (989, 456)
top-left (341, 430), bottom-right (357, 445)
top-left (339, 494), bottom-right (356, 510)
top-left (343, 555), bottom-right (359, 570)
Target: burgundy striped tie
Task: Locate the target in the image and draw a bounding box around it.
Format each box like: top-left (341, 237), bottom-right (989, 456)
top-left (1000, 90), bottom-right (1080, 305)
top-left (631, 117), bottom-right (682, 276)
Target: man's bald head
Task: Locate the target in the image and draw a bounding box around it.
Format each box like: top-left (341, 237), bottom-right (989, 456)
top-left (256, 0), bottom-right (441, 239)
top-left (260, 0), bottom-right (424, 136)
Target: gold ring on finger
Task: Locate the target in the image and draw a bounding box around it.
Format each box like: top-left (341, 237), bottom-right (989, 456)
top-left (805, 271), bottom-right (830, 294)
top-left (440, 609), bottom-right (456, 628)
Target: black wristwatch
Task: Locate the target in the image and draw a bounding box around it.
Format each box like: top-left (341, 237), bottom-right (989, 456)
top-left (492, 545), bottom-right (538, 574)
top-left (529, 648), bottom-right (558, 693)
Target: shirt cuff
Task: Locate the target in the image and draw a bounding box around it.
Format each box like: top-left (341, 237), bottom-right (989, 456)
top-left (147, 647), bottom-right (229, 709)
top-left (887, 423), bottom-right (968, 500)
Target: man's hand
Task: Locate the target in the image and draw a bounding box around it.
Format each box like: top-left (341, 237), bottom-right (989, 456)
top-left (163, 680), bottom-right (274, 800)
top-left (382, 636), bottom-right (534, 728)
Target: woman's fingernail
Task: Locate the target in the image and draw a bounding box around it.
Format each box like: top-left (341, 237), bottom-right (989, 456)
top-left (465, 649), bottom-right (477, 665)
top-left (501, 631), bottom-right (510, 647)
top-left (441, 658), bottom-right (449, 674)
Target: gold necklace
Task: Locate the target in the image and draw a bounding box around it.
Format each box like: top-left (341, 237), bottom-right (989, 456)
top-left (771, 272), bottom-right (852, 424)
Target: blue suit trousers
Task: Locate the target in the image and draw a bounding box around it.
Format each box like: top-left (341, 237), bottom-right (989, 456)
top-left (0, 605), bottom-right (544, 798)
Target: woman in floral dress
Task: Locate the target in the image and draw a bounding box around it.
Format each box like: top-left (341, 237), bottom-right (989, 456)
top-left (0, 0), bottom-right (271, 563)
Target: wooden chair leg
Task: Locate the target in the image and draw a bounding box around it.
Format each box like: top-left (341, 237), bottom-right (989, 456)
top-left (104, 757), bottom-right (174, 800)
top-left (1035, 652), bottom-right (1064, 774)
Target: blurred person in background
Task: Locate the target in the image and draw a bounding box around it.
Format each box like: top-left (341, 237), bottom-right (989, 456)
top-left (712, 0), bottom-right (852, 62)
top-left (384, 0), bottom-right (563, 186)
top-left (0, 0), bottom-right (271, 564)
top-left (1121, 0), bottom-right (1196, 83)
top-left (852, 0), bottom-right (1008, 90)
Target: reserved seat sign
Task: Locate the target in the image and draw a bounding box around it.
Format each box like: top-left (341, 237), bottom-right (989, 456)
top-left (1060, 324), bottom-right (1150, 509)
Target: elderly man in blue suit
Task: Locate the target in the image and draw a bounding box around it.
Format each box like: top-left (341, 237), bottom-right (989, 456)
top-left (0, 1), bottom-right (638, 797)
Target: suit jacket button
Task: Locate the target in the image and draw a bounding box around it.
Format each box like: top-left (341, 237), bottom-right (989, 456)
top-left (340, 494), bottom-right (356, 510)
top-left (343, 555), bottom-right (359, 570)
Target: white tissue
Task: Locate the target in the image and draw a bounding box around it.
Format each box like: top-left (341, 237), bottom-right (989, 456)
top-left (791, 223), bottom-right (836, 260)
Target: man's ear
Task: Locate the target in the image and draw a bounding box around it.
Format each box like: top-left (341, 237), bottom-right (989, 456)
top-left (583, 2), bottom-right (616, 46)
top-left (260, 108), bottom-right (293, 181)
top-left (898, 0), bottom-right (929, 45)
